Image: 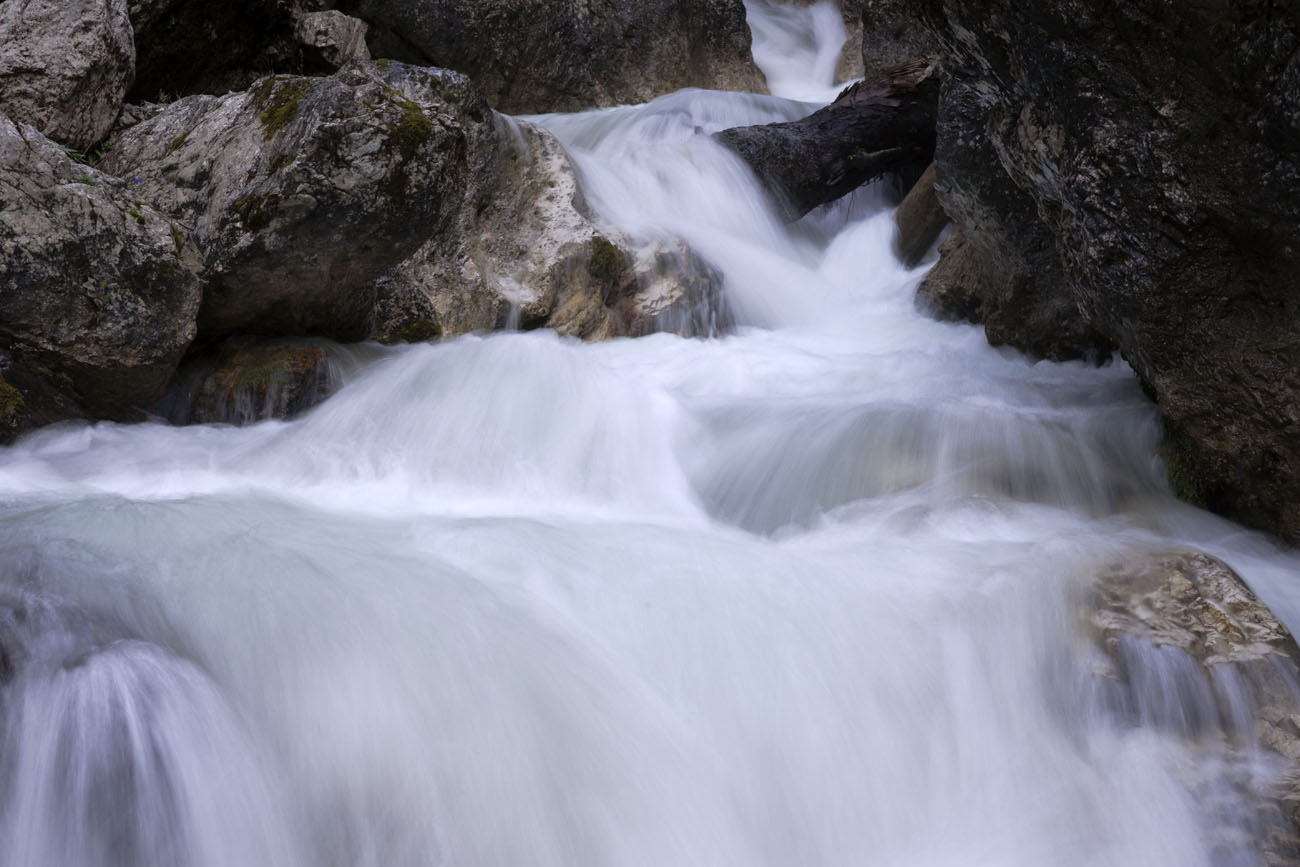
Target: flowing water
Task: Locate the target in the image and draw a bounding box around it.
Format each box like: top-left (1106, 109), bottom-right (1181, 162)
top-left (3, 3), bottom-right (1300, 865)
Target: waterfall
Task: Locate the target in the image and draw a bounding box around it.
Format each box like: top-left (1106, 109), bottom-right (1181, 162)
top-left (1, 3), bottom-right (1299, 865)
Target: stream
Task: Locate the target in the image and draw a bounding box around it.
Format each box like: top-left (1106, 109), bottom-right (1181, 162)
top-left (2, 2), bottom-right (1299, 865)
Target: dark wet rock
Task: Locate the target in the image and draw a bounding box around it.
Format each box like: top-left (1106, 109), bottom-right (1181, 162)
top-left (0, 117), bottom-right (203, 428)
top-left (892, 163), bottom-right (947, 267)
top-left (335, 0), bottom-right (767, 114)
top-left (858, 0), bottom-right (935, 80)
top-left (373, 116), bottom-right (726, 342)
top-left (1087, 549), bottom-right (1300, 866)
top-left (917, 81), bottom-right (1113, 362)
top-left (127, 0), bottom-right (301, 101)
top-left (716, 59), bottom-right (941, 220)
top-left (166, 338), bottom-right (338, 425)
top-left (103, 61), bottom-right (720, 349)
top-left (0, 0), bottom-right (135, 152)
top-left (917, 0), bottom-right (1300, 538)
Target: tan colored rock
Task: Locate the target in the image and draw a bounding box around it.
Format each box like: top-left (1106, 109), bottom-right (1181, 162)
top-left (0, 0), bottom-right (135, 152)
top-left (1087, 550), bottom-right (1300, 866)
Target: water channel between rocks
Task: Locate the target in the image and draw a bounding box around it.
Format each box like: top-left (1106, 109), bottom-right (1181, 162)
top-left (2, 2), bottom-right (1300, 865)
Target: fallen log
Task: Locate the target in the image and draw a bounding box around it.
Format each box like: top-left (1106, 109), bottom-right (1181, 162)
top-left (715, 59), bottom-right (942, 220)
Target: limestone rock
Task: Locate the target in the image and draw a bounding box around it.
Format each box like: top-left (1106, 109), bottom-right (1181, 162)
top-left (0, 117), bottom-right (203, 424)
top-left (295, 10), bottom-right (370, 72)
top-left (335, 0), bottom-right (767, 113)
top-left (917, 0), bottom-right (1300, 538)
top-left (102, 62), bottom-right (492, 341)
top-left (0, 0), bottom-right (135, 152)
top-left (1086, 550), bottom-right (1300, 865)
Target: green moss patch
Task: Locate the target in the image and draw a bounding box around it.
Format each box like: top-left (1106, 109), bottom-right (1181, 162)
top-left (234, 194), bottom-right (272, 232)
top-left (253, 77), bottom-right (315, 141)
top-left (387, 96), bottom-right (433, 161)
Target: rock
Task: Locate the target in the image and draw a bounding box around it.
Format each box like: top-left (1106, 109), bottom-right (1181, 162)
top-left (164, 338), bottom-right (338, 425)
top-left (295, 10), bottom-right (370, 72)
top-left (127, 0), bottom-right (300, 101)
top-left (102, 62), bottom-right (491, 341)
top-left (1086, 550), bottom-right (1300, 865)
top-left (917, 0), bottom-right (1300, 538)
top-left (372, 115), bottom-right (726, 342)
top-left (892, 163), bottom-right (948, 266)
top-left (334, 0), bottom-right (767, 113)
top-left (858, 0), bottom-right (935, 79)
top-left (916, 82), bottom-right (1113, 361)
top-left (103, 60), bottom-right (720, 347)
top-left (0, 117), bottom-right (203, 426)
top-left (0, 0), bottom-right (135, 152)
top-left (716, 59), bottom-right (942, 220)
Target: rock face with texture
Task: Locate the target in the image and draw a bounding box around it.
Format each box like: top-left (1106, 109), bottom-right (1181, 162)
top-left (0, 0), bottom-right (135, 151)
top-left (717, 59), bottom-right (941, 220)
top-left (104, 60), bottom-right (720, 347)
top-left (295, 10), bottom-right (370, 72)
top-left (0, 117), bottom-right (203, 425)
top-left (916, 0), bottom-right (1300, 538)
top-left (917, 82), bottom-right (1113, 361)
top-left (1087, 550), bottom-right (1300, 865)
top-left (103, 62), bottom-right (489, 341)
top-left (858, 0), bottom-right (935, 79)
top-left (335, 0), bottom-right (766, 113)
top-left (373, 116), bottom-right (723, 343)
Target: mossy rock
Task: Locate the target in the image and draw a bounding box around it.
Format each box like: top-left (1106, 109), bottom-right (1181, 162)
top-left (252, 76), bottom-right (316, 141)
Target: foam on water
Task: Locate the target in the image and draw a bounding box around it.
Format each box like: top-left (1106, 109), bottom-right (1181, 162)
top-left (1, 2), bottom-right (1299, 865)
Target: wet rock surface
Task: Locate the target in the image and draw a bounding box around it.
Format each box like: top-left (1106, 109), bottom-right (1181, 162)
top-left (335, 0), bottom-right (766, 114)
top-left (0, 0), bottom-right (136, 152)
top-left (915, 0), bottom-right (1300, 538)
top-left (1087, 550), bottom-right (1300, 866)
top-left (166, 338), bottom-right (338, 426)
top-left (0, 116), bottom-right (203, 428)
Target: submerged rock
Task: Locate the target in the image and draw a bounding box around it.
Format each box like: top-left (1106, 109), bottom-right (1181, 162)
top-left (335, 0), bottom-right (767, 113)
top-left (0, 117), bottom-right (203, 427)
top-left (1086, 550), bottom-right (1300, 865)
top-left (716, 59), bottom-right (941, 220)
top-left (917, 0), bottom-right (1300, 538)
top-left (0, 0), bottom-right (135, 152)
top-left (166, 339), bottom-right (338, 426)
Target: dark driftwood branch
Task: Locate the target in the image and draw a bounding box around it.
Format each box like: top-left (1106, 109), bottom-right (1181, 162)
top-left (715, 59), bottom-right (943, 220)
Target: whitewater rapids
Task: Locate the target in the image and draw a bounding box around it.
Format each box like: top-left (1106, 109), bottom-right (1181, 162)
top-left (1, 2), bottom-right (1299, 865)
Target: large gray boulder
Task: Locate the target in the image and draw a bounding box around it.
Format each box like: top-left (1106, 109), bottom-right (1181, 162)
top-left (0, 117), bottom-right (203, 426)
top-left (916, 82), bottom-right (1113, 362)
top-left (0, 0), bottom-right (135, 152)
top-left (103, 60), bottom-right (721, 346)
top-left (335, 0), bottom-right (766, 113)
top-left (916, 0), bottom-right (1300, 539)
top-left (103, 62), bottom-right (490, 340)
